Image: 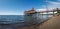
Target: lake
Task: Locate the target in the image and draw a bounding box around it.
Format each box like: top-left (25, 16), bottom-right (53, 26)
top-left (0, 15), bottom-right (53, 29)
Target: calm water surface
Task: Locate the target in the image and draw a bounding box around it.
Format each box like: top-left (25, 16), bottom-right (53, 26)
top-left (0, 15), bottom-right (53, 29)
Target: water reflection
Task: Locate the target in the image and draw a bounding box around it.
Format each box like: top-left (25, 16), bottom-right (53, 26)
top-left (24, 13), bottom-right (53, 25)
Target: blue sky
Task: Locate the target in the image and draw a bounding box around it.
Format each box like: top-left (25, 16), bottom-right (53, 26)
top-left (0, 0), bottom-right (60, 15)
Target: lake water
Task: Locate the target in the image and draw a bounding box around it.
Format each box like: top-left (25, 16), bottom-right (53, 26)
top-left (0, 15), bottom-right (53, 29)
top-left (0, 15), bottom-right (53, 24)
top-left (0, 15), bottom-right (24, 24)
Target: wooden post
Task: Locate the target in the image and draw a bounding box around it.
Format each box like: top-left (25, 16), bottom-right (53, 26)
top-left (42, 12), bottom-right (43, 20)
top-left (56, 8), bottom-right (60, 16)
top-left (53, 9), bottom-right (54, 16)
top-left (57, 8), bottom-right (59, 13)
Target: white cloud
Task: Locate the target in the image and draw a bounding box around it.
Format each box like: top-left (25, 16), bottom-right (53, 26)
top-left (0, 10), bottom-right (20, 15)
top-left (57, 0), bottom-right (60, 1)
top-left (0, 10), bottom-right (24, 15)
top-left (37, 1), bottom-right (60, 11)
top-left (36, 9), bottom-right (47, 12)
top-left (47, 1), bottom-right (60, 9)
top-left (48, 1), bottom-right (60, 4)
top-left (36, 1), bottom-right (60, 14)
top-left (0, 12), bottom-right (18, 15)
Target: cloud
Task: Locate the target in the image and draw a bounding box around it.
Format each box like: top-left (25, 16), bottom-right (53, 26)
top-left (57, 0), bottom-right (60, 1)
top-left (0, 10), bottom-right (24, 15)
top-left (0, 12), bottom-right (19, 15)
top-left (36, 1), bottom-right (60, 12)
top-left (36, 1), bottom-right (60, 14)
top-left (48, 1), bottom-right (60, 9)
top-left (0, 10), bottom-right (20, 15)
top-left (36, 9), bottom-right (47, 12)
top-left (48, 1), bottom-right (60, 4)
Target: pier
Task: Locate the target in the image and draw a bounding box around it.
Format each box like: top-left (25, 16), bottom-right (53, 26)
top-left (21, 8), bottom-right (60, 29)
top-left (25, 8), bottom-right (60, 16)
top-left (24, 8), bottom-right (60, 24)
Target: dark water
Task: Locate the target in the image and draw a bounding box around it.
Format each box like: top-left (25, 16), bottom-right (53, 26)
top-left (0, 15), bottom-right (25, 29)
top-left (0, 15), bottom-right (24, 24)
top-left (0, 15), bottom-right (53, 29)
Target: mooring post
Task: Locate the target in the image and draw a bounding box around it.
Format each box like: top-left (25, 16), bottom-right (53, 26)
top-left (53, 10), bottom-right (54, 16)
top-left (42, 12), bottom-right (43, 20)
top-left (56, 8), bottom-right (60, 16)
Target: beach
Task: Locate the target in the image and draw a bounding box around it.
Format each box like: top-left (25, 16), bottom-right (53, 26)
top-left (18, 14), bottom-right (60, 29)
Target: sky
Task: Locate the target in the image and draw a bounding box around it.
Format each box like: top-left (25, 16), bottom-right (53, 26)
top-left (0, 0), bottom-right (60, 15)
